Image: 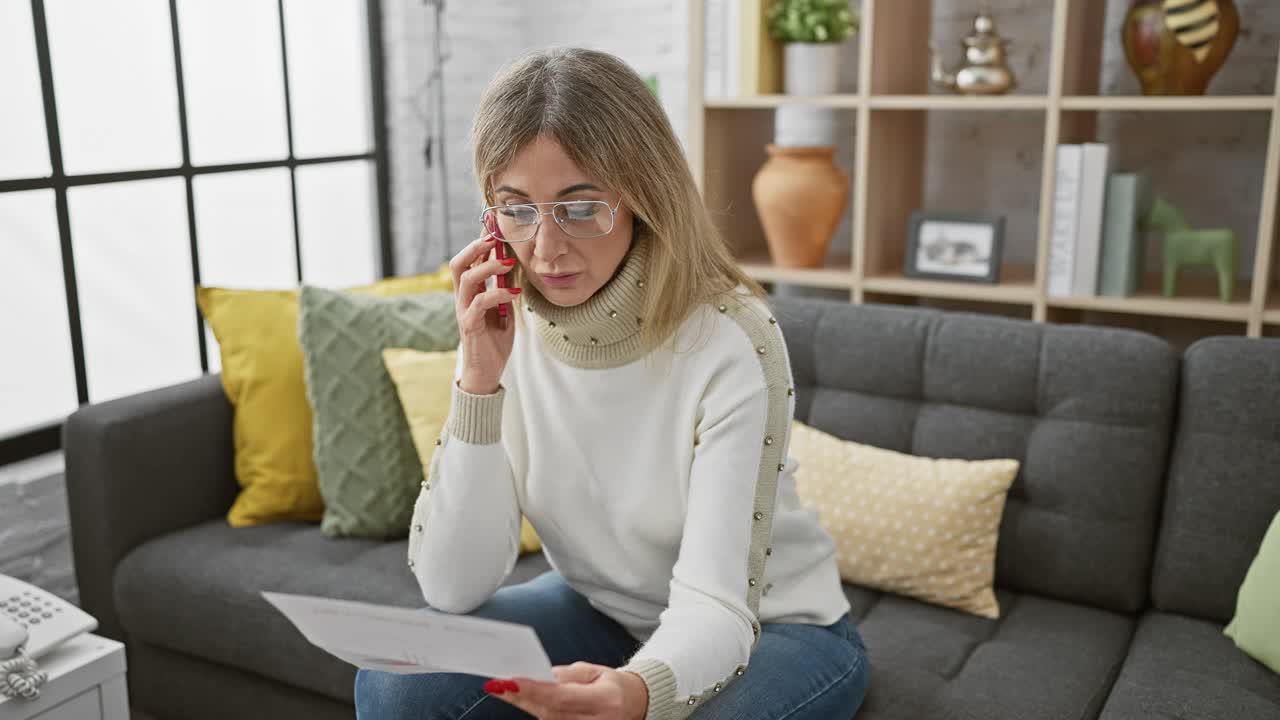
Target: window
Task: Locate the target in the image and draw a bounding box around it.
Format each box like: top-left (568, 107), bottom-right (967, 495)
top-left (0, 0), bottom-right (391, 465)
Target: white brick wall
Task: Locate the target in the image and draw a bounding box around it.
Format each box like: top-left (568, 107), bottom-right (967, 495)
top-left (0, 452), bottom-right (78, 605)
top-left (385, 0), bottom-right (1278, 277)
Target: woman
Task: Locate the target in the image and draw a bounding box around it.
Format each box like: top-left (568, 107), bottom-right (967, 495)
top-left (355, 47), bottom-right (868, 720)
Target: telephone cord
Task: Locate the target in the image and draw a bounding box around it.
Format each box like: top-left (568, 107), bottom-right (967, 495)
top-left (1, 648), bottom-right (47, 700)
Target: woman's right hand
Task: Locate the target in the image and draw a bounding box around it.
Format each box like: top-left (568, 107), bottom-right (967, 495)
top-left (452, 231), bottom-right (521, 396)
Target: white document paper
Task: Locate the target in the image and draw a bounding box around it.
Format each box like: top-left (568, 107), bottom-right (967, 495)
top-left (262, 591), bottom-right (555, 681)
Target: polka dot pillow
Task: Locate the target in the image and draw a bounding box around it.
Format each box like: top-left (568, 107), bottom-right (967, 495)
top-left (789, 420), bottom-right (1019, 619)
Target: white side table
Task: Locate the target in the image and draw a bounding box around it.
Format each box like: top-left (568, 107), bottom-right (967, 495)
top-left (0, 634), bottom-right (128, 720)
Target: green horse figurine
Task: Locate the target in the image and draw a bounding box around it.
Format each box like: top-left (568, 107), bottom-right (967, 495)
top-left (1144, 194), bottom-right (1238, 302)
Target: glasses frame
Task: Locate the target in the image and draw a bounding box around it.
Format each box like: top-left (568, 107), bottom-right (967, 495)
top-left (478, 198), bottom-right (623, 242)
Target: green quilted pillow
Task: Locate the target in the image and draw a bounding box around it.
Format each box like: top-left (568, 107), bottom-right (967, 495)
top-left (298, 286), bottom-right (460, 539)
top-left (1225, 510), bottom-right (1280, 675)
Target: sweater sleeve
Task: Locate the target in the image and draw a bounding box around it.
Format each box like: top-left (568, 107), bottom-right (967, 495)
top-left (619, 302), bottom-right (795, 720)
top-left (406, 353), bottom-right (522, 614)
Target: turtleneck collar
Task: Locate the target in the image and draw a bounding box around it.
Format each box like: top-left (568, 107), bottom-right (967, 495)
top-left (523, 235), bottom-right (651, 369)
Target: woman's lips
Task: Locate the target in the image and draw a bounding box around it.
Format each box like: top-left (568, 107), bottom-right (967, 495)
top-left (539, 272), bottom-right (580, 289)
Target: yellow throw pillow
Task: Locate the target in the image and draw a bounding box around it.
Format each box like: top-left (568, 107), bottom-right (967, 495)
top-left (790, 420), bottom-right (1019, 619)
top-left (196, 265), bottom-right (452, 528)
top-left (381, 348), bottom-right (541, 555)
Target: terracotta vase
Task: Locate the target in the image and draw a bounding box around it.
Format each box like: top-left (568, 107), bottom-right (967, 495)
top-left (752, 145), bottom-right (848, 268)
top-left (1122, 0), bottom-right (1239, 95)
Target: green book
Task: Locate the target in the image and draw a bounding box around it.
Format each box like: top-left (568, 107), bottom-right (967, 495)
top-left (1098, 173), bottom-right (1151, 297)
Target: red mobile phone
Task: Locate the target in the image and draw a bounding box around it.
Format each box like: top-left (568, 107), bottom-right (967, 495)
top-left (486, 214), bottom-right (510, 318)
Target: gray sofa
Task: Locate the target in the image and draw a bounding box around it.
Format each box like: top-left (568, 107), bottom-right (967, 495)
top-left (64, 298), bottom-right (1280, 720)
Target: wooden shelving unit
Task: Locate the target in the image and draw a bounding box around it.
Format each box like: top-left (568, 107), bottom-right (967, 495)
top-left (868, 95), bottom-right (1049, 110)
top-left (706, 95), bottom-right (861, 109)
top-left (1059, 95), bottom-right (1275, 111)
top-left (737, 253), bottom-right (855, 289)
top-left (1047, 291), bottom-right (1253, 323)
top-left (687, 0), bottom-right (1280, 343)
top-left (862, 265), bottom-right (1036, 306)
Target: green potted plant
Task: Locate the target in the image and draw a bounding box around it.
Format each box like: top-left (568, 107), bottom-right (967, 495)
top-left (766, 0), bottom-right (859, 95)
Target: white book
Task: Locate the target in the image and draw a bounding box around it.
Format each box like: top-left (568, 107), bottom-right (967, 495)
top-left (1072, 143), bottom-right (1111, 296)
top-left (1048, 144), bottom-right (1083, 298)
top-left (703, 0), bottom-right (726, 99)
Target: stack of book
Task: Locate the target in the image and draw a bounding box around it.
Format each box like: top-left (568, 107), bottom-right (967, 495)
top-left (703, 0), bottom-right (782, 98)
top-left (1048, 143), bottom-right (1152, 298)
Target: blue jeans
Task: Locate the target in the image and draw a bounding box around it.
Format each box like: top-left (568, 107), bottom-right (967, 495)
top-left (355, 571), bottom-right (868, 719)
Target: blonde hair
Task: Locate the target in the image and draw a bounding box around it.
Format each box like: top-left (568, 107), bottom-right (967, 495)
top-left (469, 47), bottom-right (766, 354)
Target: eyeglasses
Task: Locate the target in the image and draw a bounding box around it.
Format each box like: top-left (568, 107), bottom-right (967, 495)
top-left (478, 199), bottom-right (623, 243)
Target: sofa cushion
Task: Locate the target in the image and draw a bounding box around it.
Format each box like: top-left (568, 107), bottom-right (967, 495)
top-left (113, 520), bottom-right (551, 703)
top-left (128, 640), bottom-right (354, 720)
top-left (298, 286), bottom-right (460, 539)
top-left (791, 420), bottom-right (1019, 618)
top-left (1151, 337), bottom-right (1280, 624)
top-left (773, 298), bottom-right (1179, 614)
top-left (1225, 510), bottom-right (1280, 674)
top-left (845, 584), bottom-right (1132, 720)
top-left (194, 269), bottom-right (452, 529)
top-left (1098, 611), bottom-right (1280, 720)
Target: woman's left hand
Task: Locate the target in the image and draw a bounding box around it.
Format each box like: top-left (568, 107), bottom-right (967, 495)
top-left (485, 662), bottom-right (648, 720)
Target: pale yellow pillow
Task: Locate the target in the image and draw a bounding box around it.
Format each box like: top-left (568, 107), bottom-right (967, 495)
top-left (196, 265), bottom-right (453, 528)
top-left (790, 420), bottom-right (1019, 618)
top-left (381, 348), bottom-right (541, 555)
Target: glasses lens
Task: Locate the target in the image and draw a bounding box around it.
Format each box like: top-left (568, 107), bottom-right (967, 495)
top-left (553, 201), bottom-right (613, 238)
top-left (483, 206), bottom-right (537, 242)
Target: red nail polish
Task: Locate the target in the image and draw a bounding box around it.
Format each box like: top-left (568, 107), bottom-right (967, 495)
top-left (483, 679), bottom-right (505, 694)
top-left (508, 287), bottom-right (523, 294)
top-left (504, 680), bottom-right (520, 693)
top-left (501, 258), bottom-right (516, 266)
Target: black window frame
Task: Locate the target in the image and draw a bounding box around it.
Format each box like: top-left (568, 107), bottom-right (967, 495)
top-left (0, 0), bottom-right (393, 467)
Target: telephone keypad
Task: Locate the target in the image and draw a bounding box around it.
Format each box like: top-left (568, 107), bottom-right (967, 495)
top-left (3, 589), bottom-right (67, 630)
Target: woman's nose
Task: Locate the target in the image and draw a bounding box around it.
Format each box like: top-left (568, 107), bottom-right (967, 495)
top-left (530, 220), bottom-right (570, 261)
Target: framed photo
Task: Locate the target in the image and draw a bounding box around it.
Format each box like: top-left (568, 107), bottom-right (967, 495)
top-left (905, 210), bottom-right (1005, 284)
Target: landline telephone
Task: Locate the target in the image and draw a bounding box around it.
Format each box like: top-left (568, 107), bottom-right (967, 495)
top-left (0, 575), bottom-right (97, 702)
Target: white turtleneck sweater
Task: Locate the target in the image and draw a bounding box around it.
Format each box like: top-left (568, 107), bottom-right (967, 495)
top-left (406, 238), bottom-right (850, 720)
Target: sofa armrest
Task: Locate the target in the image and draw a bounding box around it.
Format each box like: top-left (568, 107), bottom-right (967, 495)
top-left (63, 374), bottom-right (237, 640)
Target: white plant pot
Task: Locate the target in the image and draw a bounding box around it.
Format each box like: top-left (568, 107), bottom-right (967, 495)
top-left (784, 43), bottom-right (841, 96)
top-left (774, 104), bottom-right (837, 147)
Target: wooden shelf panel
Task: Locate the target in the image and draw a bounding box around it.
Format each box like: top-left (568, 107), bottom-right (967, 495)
top-left (738, 256), bottom-right (854, 289)
top-left (1046, 291), bottom-right (1251, 323)
top-left (1060, 96), bottom-right (1276, 112)
top-left (1048, 271), bottom-right (1254, 322)
top-left (705, 95), bottom-right (862, 109)
top-left (862, 271), bottom-right (1036, 306)
top-left (869, 95), bottom-right (1049, 111)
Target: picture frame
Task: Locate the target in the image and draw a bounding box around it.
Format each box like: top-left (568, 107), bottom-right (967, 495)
top-left (905, 210), bottom-right (1006, 284)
